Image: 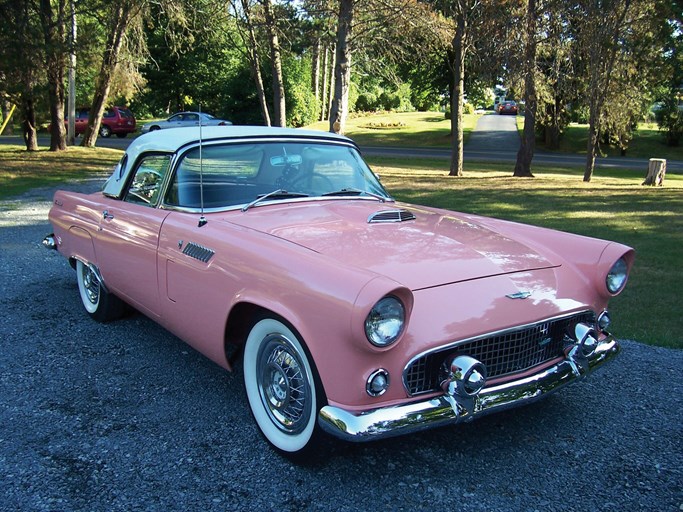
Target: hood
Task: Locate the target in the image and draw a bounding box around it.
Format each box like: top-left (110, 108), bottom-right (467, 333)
top-left (224, 200), bottom-right (560, 290)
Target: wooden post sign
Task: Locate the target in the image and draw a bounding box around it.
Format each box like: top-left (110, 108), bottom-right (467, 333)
top-left (642, 158), bottom-right (666, 186)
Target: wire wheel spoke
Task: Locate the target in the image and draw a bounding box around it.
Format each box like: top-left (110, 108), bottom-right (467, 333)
top-left (82, 265), bottom-right (100, 304)
top-left (258, 338), bottom-right (311, 434)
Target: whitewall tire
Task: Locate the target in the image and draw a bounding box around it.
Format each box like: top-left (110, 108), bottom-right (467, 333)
top-left (243, 318), bottom-right (322, 454)
top-left (76, 260), bottom-right (125, 322)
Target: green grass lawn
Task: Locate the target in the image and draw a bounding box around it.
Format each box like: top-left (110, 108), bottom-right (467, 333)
top-left (522, 120), bottom-right (683, 160)
top-left (306, 111), bottom-right (480, 147)
top-left (0, 145), bottom-right (122, 200)
top-left (369, 156), bottom-right (683, 349)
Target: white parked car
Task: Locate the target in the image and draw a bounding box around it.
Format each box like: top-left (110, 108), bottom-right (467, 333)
top-left (140, 112), bottom-right (232, 133)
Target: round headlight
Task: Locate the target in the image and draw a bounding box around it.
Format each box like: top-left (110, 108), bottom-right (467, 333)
top-left (365, 296), bottom-right (405, 347)
top-left (606, 257), bottom-right (628, 294)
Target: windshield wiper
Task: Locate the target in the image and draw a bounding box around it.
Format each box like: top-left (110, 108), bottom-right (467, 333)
top-left (322, 187), bottom-right (386, 202)
top-left (241, 189), bottom-right (309, 212)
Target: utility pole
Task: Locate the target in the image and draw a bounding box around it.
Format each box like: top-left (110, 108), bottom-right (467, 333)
top-left (67, 0), bottom-right (77, 145)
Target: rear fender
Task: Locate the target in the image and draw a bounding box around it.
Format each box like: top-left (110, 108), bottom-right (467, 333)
top-left (63, 226), bottom-right (97, 268)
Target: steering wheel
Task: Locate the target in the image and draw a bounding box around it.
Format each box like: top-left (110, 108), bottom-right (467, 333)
top-left (288, 171), bottom-right (334, 193)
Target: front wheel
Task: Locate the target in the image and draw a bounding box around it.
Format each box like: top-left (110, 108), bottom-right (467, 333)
top-left (243, 318), bottom-right (324, 455)
top-left (76, 260), bottom-right (125, 322)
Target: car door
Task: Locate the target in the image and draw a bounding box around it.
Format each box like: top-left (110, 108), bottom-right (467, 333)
top-left (183, 113), bottom-right (199, 126)
top-left (167, 113), bottom-right (186, 128)
top-left (93, 154), bottom-right (173, 319)
top-left (75, 109), bottom-right (89, 134)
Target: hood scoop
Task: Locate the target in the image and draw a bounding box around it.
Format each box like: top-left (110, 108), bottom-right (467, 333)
top-left (368, 209), bottom-right (416, 224)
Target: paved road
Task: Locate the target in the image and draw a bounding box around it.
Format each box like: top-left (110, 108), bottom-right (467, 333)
top-left (466, 113), bottom-right (520, 152)
top-left (0, 183), bottom-right (681, 511)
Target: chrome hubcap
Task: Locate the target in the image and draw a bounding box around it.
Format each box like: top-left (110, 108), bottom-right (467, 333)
top-left (82, 265), bottom-right (100, 305)
top-left (257, 336), bottom-right (310, 434)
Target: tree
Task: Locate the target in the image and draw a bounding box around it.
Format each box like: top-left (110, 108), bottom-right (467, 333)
top-left (328, 0), bottom-right (353, 133)
top-left (0, 0), bottom-right (44, 150)
top-left (576, 0), bottom-right (633, 182)
top-left (535, 3), bottom-right (575, 150)
top-left (448, 3), bottom-right (466, 175)
top-left (260, 0), bottom-right (286, 126)
top-left (513, 0), bottom-right (538, 178)
top-left (230, 0), bottom-right (271, 125)
top-left (81, 0), bottom-right (147, 147)
top-left (38, 0), bottom-right (68, 151)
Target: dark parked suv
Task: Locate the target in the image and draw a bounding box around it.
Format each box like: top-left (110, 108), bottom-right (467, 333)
top-left (67, 106), bottom-right (136, 138)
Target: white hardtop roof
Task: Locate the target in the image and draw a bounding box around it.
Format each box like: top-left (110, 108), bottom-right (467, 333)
top-left (128, 125), bottom-right (352, 155)
top-left (103, 126), bottom-right (356, 198)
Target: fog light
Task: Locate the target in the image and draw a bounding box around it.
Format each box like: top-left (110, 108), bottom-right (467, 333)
top-left (366, 369), bottom-right (390, 397)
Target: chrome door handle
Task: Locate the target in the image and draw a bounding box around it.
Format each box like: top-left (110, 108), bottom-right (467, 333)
top-left (103, 210), bottom-right (114, 220)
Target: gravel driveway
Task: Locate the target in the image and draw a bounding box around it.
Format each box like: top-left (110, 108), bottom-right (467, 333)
top-left (1, 181), bottom-right (681, 512)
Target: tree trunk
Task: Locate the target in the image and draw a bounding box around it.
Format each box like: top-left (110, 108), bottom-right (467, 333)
top-left (329, 0), bottom-right (353, 134)
top-left (327, 44), bottom-right (336, 122)
top-left (39, 0), bottom-right (67, 152)
top-left (449, 11), bottom-right (465, 177)
top-left (241, 0), bottom-right (271, 126)
top-left (544, 102), bottom-right (561, 149)
top-left (81, 4), bottom-right (131, 147)
top-left (319, 46), bottom-right (329, 122)
top-left (583, 48), bottom-right (602, 182)
top-left (513, 0), bottom-right (537, 178)
top-left (584, 105), bottom-right (599, 182)
top-left (312, 38), bottom-right (321, 120)
top-left (642, 159), bottom-right (666, 186)
top-left (2, 100), bottom-right (14, 135)
top-left (21, 96), bottom-right (38, 151)
top-left (262, 0), bottom-right (286, 127)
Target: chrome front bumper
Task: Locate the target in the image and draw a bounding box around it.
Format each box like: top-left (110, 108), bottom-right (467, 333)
top-left (318, 337), bottom-right (620, 442)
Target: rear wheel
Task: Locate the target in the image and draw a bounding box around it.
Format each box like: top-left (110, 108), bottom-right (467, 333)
top-left (243, 318), bottom-right (324, 456)
top-left (76, 260), bottom-right (125, 322)
top-left (99, 125), bottom-right (112, 138)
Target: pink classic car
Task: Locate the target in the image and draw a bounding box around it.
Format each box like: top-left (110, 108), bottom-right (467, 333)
top-left (44, 126), bottom-right (634, 456)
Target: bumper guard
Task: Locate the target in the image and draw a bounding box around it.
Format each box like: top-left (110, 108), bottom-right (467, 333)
top-left (318, 336), bottom-right (619, 442)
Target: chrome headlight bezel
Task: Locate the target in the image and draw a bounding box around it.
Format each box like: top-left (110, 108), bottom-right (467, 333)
top-left (606, 257), bottom-right (628, 295)
top-left (365, 295), bottom-right (405, 347)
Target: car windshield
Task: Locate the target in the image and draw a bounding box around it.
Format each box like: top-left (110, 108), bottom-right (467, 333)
top-left (164, 141), bottom-right (391, 209)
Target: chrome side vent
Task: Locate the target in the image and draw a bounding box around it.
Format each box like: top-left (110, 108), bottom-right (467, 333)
top-left (368, 209), bottom-right (416, 224)
top-left (182, 242), bottom-right (215, 263)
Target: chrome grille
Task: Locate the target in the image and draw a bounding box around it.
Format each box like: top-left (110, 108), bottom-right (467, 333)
top-left (404, 311), bottom-right (596, 396)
